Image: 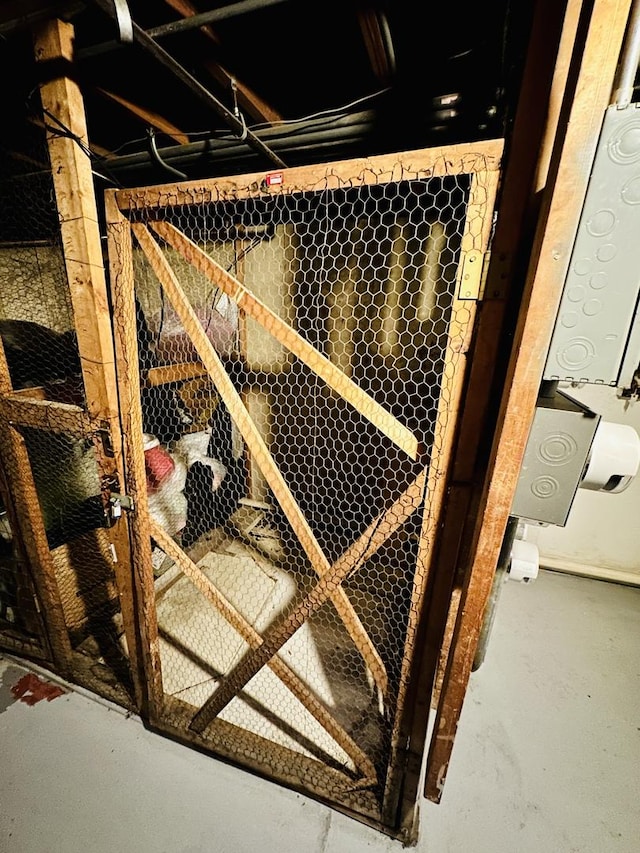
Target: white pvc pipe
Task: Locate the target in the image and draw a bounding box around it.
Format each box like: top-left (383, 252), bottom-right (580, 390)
top-left (612, 0), bottom-right (640, 107)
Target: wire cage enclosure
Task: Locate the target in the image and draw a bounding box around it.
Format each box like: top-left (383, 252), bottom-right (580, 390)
top-left (106, 144), bottom-right (501, 834)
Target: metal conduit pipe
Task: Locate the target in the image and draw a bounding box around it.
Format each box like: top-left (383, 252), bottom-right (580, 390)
top-left (77, 0), bottom-right (293, 59)
top-left (612, 0), bottom-right (640, 107)
top-left (146, 0), bottom-right (294, 39)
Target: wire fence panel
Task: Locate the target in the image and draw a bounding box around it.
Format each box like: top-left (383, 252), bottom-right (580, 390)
top-left (0, 75), bottom-right (136, 709)
top-left (110, 147), bottom-right (501, 830)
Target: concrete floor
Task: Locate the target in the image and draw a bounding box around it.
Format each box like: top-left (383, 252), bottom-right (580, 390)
top-left (0, 569), bottom-right (638, 853)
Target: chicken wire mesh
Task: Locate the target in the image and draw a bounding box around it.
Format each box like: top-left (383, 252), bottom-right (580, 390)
top-left (0, 471), bottom-right (46, 658)
top-left (0, 83), bottom-right (135, 706)
top-left (112, 162), bottom-right (483, 820)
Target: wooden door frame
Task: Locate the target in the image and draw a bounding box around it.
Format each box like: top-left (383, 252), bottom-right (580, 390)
top-left (106, 142), bottom-right (502, 834)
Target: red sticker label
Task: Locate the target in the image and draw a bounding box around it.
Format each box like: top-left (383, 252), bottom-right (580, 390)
top-left (265, 172), bottom-right (283, 186)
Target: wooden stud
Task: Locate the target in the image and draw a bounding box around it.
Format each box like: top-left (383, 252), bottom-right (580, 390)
top-left (0, 340), bottom-right (50, 651)
top-left (189, 470), bottom-right (427, 734)
top-left (33, 18), bottom-right (145, 708)
top-left (9, 387), bottom-right (48, 400)
top-left (150, 520), bottom-right (377, 782)
top-left (233, 236), bottom-right (256, 500)
top-left (146, 361), bottom-right (207, 386)
top-left (423, 0), bottom-right (633, 803)
top-left (114, 140), bottom-right (503, 211)
top-left (396, 0), bottom-right (581, 820)
top-left (105, 197), bottom-right (164, 717)
top-left (0, 337), bottom-right (13, 396)
top-left (132, 222), bottom-right (389, 697)
top-left (0, 335), bottom-right (72, 669)
top-left (150, 220), bottom-right (420, 460)
top-left (413, 0), bottom-right (576, 808)
top-left (33, 19), bottom-right (119, 426)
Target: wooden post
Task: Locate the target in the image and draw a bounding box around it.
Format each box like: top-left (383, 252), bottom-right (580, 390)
top-left (423, 0), bottom-right (633, 803)
top-left (105, 196), bottom-right (164, 717)
top-left (33, 19), bottom-right (117, 424)
top-left (32, 18), bottom-right (144, 707)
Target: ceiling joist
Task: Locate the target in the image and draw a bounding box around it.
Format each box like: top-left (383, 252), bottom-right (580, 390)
top-left (164, 0), bottom-right (282, 125)
top-left (96, 87), bottom-right (190, 145)
top-left (89, 0), bottom-right (286, 168)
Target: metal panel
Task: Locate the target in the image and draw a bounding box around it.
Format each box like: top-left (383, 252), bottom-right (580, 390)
top-left (511, 390), bottom-right (600, 525)
top-left (544, 103), bottom-right (640, 384)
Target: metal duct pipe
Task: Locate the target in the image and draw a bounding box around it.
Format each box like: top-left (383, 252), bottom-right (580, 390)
top-left (612, 0), bottom-right (640, 107)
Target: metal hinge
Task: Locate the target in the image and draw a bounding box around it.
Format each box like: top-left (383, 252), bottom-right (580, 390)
top-left (457, 249), bottom-right (484, 300)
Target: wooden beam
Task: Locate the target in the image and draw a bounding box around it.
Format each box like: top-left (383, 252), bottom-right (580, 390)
top-left (146, 361), bottom-right (207, 386)
top-left (4, 386), bottom-right (47, 400)
top-left (0, 338), bottom-right (63, 659)
top-left (411, 0), bottom-right (576, 815)
top-left (189, 469), bottom-right (427, 734)
top-left (33, 21), bottom-right (120, 425)
top-left (164, 0), bottom-right (282, 125)
top-left (1, 394), bottom-right (95, 436)
top-left (114, 140), bottom-right (503, 210)
top-left (165, 0), bottom-right (220, 43)
top-left (150, 520), bottom-right (377, 782)
top-left (151, 220), bottom-right (420, 460)
top-left (132, 221), bottom-right (389, 697)
top-left (34, 18), bottom-right (145, 709)
top-left (357, 8), bottom-right (393, 83)
top-left (423, 0), bottom-right (633, 803)
top-left (96, 88), bottom-right (190, 146)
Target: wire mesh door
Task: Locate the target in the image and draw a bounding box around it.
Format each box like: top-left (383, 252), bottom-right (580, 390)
top-left (107, 143), bottom-right (501, 832)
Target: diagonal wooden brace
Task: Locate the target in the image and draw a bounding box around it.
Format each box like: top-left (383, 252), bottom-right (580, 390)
top-left (149, 220), bottom-right (420, 461)
top-left (150, 520), bottom-right (377, 781)
top-left (189, 469), bottom-right (426, 735)
top-left (132, 222), bottom-right (389, 697)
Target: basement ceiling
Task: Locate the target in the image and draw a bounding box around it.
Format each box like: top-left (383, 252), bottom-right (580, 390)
top-left (0, 0), bottom-right (537, 188)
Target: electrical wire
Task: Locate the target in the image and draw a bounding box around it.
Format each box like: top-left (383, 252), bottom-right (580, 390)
top-left (94, 86), bottom-right (393, 161)
top-left (26, 87), bottom-right (124, 188)
top-left (147, 127), bottom-right (187, 179)
top-left (246, 87), bottom-right (392, 132)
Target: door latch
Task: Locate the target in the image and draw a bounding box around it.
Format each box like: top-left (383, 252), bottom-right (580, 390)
top-left (109, 492), bottom-right (135, 520)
